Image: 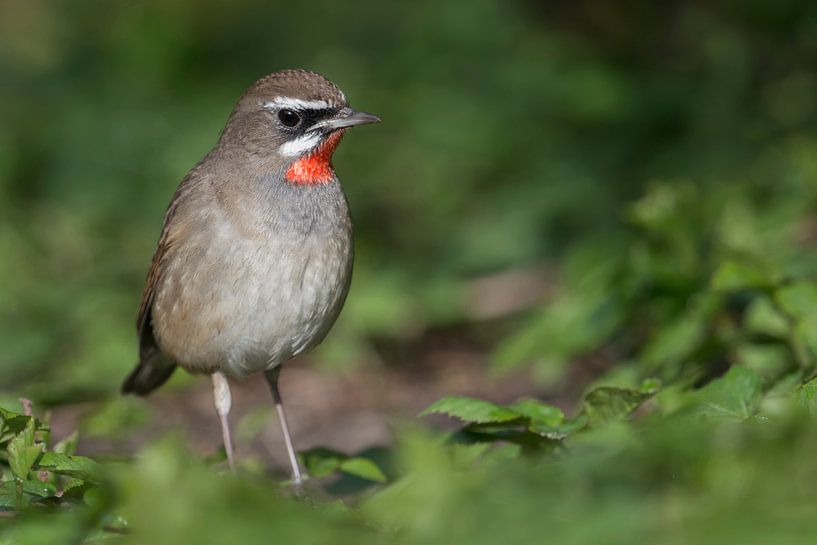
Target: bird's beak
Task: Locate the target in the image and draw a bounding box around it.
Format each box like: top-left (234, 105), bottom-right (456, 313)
top-left (312, 108), bottom-right (380, 132)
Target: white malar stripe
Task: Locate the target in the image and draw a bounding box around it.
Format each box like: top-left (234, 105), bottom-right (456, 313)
top-left (279, 132), bottom-right (322, 157)
top-left (264, 97), bottom-right (333, 111)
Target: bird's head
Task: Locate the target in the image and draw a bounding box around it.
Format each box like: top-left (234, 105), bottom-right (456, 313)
top-left (221, 69), bottom-right (380, 186)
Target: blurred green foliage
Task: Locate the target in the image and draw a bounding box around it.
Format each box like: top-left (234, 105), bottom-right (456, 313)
top-left (4, 367), bottom-right (817, 543)
top-left (3, 0), bottom-right (817, 398)
top-left (3, 0), bottom-right (817, 543)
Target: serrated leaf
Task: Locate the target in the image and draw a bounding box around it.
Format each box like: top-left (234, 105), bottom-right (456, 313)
top-left (0, 408), bottom-right (33, 445)
top-left (507, 398), bottom-right (564, 426)
top-left (420, 396), bottom-right (520, 424)
top-left (0, 407), bottom-right (25, 422)
top-left (36, 452), bottom-right (101, 482)
top-left (20, 479), bottom-right (57, 499)
top-left (690, 366), bottom-right (761, 420)
top-left (0, 481), bottom-right (18, 508)
top-left (8, 419), bottom-right (43, 482)
top-left (60, 478), bottom-right (96, 500)
top-left (339, 457), bottom-right (387, 483)
top-left (582, 387), bottom-right (651, 426)
top-left (0, 480), bottom-right (57, 509)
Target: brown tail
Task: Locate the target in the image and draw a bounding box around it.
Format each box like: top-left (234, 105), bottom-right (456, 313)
top-left (126, 294), bottom-right (176, 395)
top-left (121, 350), bottom-right (176, 396)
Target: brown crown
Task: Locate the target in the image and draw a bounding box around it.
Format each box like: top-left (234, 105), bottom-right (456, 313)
top-left (238, 69), bottom-right (347, 108)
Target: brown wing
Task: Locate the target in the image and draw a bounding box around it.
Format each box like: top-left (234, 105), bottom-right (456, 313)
top-left (124, 175), bottom-right (198, 395)
top-left (136, 189), bottom-right (184, 346)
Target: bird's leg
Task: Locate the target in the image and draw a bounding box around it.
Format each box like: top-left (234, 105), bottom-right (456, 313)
top-left (264, 368), bottom-right (304, 486)
top-left (211, 372), bottom-right (236, 472)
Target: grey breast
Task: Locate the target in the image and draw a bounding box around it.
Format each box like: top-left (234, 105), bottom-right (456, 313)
top-left (151, 175), bottom-right (354, 378)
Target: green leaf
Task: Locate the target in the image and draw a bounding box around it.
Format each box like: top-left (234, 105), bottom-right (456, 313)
top-left (582, 387), bottom-right (651, 426)
top-left (744, 296), bottom-right (789, 337)
top-left (799, 377), bottom-right (817, 415)
top-left (775, 282), bottom-right (817, 363)
top-left (53, 430), bottom-right (79, 455)
top-left (627, 181), bottom-right (699, 232)
top-left (0, 481), bottom-right (17, 509)
top-left (0, 406), bottom-right (25, 423)
top-left (0, 407), bottom-right (33, 444)
top-left (0, 481), bottom-right (54, 508)
top-left (339, 458), bottom-right (387, 483)
top-left (0, 480), bottom-right (29, 509)
top-left (7, 419), bottom-right (43, 482)
top-left (711, 260), bottom-right (774, 291)
top-left (735, 344), bottom-right (790, 385)
top-left (60, 478), bottom-right (96, 501)
top-left (690, 366), bottom-right (761, 420)
top-left (420, 396), bottom-right (520, 424)
top-left (299, 448), bottom-right (342, 478)
top-left (530, 415), bottom-right (588, 440)
top-left (449, 443), bottom-right (492, 466)
top-left (640, 294), bottom-right (714, 369)
top-left (507, 398), bottom-right (564, 426)
top-left (493, 244), bottom-right (626, 378)
top-left (20, 480), bottom-right (57, 499)
top-left (775, 282), bottom-right (817, 320)
top-left (493, 275), bottom-right (624, 377)
top-left (36, 452), bottom-right (101, 482)
top-left (639, 378), bottom-right (662, 394)
top-left (298, 448), bottom-right (387, 482)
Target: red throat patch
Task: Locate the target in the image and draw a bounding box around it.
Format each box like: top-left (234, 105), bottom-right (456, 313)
top-left (285, 130), bottom-right (346, 185)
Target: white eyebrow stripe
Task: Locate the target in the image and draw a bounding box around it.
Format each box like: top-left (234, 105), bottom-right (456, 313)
top-left (264, 97), bottom-right (334, 110)
top-left (279, 132), bottom-right (322, 157)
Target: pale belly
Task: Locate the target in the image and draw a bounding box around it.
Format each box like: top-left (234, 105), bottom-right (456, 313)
top-left (151, 226), bottom-right (353, 377)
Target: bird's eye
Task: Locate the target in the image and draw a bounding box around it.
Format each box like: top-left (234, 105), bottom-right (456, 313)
top-left (278, 109), bottom-right (301, 127)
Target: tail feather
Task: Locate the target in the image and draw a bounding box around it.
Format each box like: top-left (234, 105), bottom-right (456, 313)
top-left (122, 351), bottom-right (176, 396)
top-left (126, 292), bottom-right (176, 396)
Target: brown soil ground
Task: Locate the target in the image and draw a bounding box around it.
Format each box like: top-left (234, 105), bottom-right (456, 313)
top-left (48, 344), bottom-right (587, 476)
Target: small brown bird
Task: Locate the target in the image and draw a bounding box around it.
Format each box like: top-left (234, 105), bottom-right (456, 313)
top-left (121, 69), bottom-right (379, 483)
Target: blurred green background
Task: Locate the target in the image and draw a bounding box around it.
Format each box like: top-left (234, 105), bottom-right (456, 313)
top-left (4, 0), bottom-right (816, 401)
top-left (4, 1), bottom-right (817, 544)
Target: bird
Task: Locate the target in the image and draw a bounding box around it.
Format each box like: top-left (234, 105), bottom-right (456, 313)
top-left (121, 69), bottom-right (379, 484)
